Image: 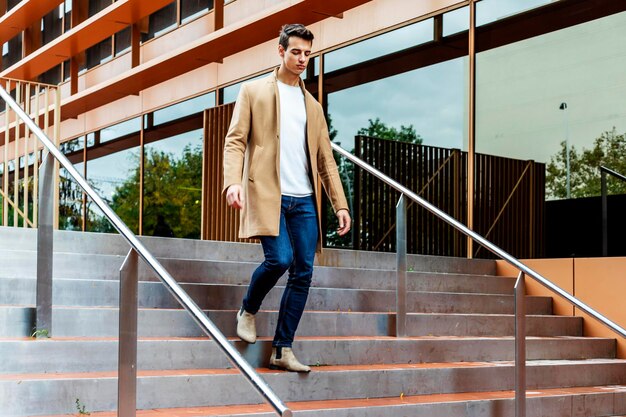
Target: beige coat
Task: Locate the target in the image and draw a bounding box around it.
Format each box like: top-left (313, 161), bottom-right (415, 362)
top-left (223, 69), bottom-right (349, 246)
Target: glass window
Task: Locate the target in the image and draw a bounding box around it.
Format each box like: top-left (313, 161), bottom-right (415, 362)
top-left (221, 72), bottom-right (271, 104)
top-left (324, 19), bottom-right (434, 73)
top-left (86, 138), bottom-right (140, 233)
top-left (39, 64), bottom-right (62, 86)
top-left (89, 0), bottom-right (111, 16)
top-left (115, 26), bottom-right (131, 56)
top-left (2, 34), bottom-right (22, 71)
top-left (142, 129), bottom-right (203, 239)
top-left (475, 9), bottom-right (626, 258)
top-left (327, 58), bottom-right (465, 151)
top-left (6, 0), bottom-right (21, 11)
top-left (142, 2), bottom-right (177, 42)
top-left (42, 7), bottom-right (63, 46)
top-left (63, 1), bottom-right (73, 33)
top-left (477, 0), bottom-right (555, 26)
top-left (153, 92), bottom-right (216, 126)
top-left (443, 6), bottom-right (469, 36)
top-left (59, 137), bottom-right (85, 231)
top-left (86, 38), bottom-right (113, 69)
top-left (180, 0), bottom-right (213, 23)
top-left (100, 117), bottom-right (141, 143)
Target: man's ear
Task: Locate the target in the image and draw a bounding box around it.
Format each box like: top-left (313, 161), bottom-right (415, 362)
top-left (278, 44), bottom-right (285, 58)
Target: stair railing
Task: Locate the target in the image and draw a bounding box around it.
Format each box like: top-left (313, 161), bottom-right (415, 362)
top-left (331, 142), bottom-right (626, 417)
top-left (0, 87), bottom-right (291, 417)
top-left (600, 166), bottom-right (626, 257)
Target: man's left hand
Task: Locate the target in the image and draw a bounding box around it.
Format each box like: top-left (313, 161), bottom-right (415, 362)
top-left (336, 209), bottom-right (351, 236)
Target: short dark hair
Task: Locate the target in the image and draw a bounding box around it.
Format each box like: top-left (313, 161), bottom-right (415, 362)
top-left (279, 24), bottom-right (314, 49)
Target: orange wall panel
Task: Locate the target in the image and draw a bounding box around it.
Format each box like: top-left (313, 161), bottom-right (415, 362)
top-left (574, 257), bottom-right (626, 358)
top-left (496, 258), bottom-right (575, 316)
top-left (497, 257), bottom-right (625, 358)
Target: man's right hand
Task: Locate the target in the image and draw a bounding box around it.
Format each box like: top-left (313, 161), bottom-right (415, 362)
top-left (226, 184), bottom-right (244, 210)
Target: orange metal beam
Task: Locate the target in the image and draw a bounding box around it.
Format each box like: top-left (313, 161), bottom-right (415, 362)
top-left (0, 0), bottom-right (174, 81)
top-left (61, 0), bottom-right (371, 119)
top-left (0, 0), bottom-right (63, 46)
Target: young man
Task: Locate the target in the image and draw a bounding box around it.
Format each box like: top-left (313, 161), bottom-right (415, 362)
top-left (223, 24), bottom-right (351, 372)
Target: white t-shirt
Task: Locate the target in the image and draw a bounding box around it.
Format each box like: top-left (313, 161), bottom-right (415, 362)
top-left (277, 80), bottom-right (313, 197)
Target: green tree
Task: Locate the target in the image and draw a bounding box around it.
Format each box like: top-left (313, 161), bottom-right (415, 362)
top-left (108, 144), bottom-right (202, 238)
top-left (357, 117), bottom-right (423, 144)
top-left (546, 128), bottom-right (626, 199)
top-left (324, 116), bottom-right (424, 247)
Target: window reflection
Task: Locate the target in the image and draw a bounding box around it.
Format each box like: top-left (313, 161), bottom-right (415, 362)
top-left (153, 92), bottom-right (215, 126)
top-left (324, 19), bottom-right (434, 73)
top-left (221, 72), bottom-right (271, 104)
top-left (327, 58), bottom-right (465, 151)
top-left (476, 10), bottom-right (626, 200)
top-left (181, 0), bottom-right (213, 23)
top-left (477, 0), bottom-right (557, 26)
top-left (443, 6), bottom-right (469, 36)
top-left (100, 117), bottom-right (141, 143)
top-left (143, 129), bottom-right (203, 238)
top-left (59, 137), bottom-right (85, 231)
top-left (86, 139), bottom-right (140, 233)
top-left (143, 1), bottom-right (177, 42)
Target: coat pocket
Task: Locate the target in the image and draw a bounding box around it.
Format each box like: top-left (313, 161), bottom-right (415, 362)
top-left (248, 145), bottom-right (264, 182)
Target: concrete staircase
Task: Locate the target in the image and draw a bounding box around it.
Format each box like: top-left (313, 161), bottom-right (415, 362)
top-left (0, 226), bottom-right (624, 417)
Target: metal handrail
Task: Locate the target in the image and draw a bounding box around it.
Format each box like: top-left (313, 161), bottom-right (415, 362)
top-left (331, 142), bottom-right (626, 338)
top-left (600, 166), bottom-right (626, 257)
top-left (0, 87), bottom-right (291, 417)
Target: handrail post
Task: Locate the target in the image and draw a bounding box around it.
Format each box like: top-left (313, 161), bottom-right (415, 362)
top-left (396, 194), bottom-right (407, 337)
top-left (118, 249), bottom-right (139, 417)
top-left (514, 271), bottom-right (526, 417)
top-left (36, 150), bottom-right (54, 337)
top-left (601, 169), bottom-right (608, 257)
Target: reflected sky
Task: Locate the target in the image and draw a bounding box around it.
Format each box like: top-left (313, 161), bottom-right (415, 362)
top-left (100, 117), bottom-right (140, 143)
top-left (87, 146), bottom-right (139, 201)
top-left (324, 19), bottom-right (433, 73)
top-left (328, 57), bottom-right (466, 152)
top-left (144, 129), bottom-right (202, 156)
top-left (477, 0), bottom-right (558, 25)
top-left (153, 92), bottom-right (215, 125)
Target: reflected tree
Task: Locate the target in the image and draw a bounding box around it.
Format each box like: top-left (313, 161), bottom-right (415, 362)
top-left (110, 144), bottom-right (202, 238)
top-left (356, 117), bottom-right (423, 145)
top-left (546, 128), bottom-right (626, 199)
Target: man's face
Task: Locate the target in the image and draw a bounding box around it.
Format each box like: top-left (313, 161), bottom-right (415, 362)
top-left (279, 36), bottom-right (312, 77)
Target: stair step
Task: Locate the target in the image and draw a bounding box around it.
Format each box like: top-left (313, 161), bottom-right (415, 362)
top-left (0, 252), bottom-right (509, 293)
top-left (0, 227), bottom-right (497, 273)
top-left (0, 336), bottom-right (614, 373)
top-left (29, 385), bottom-right (626, 417)
top-left (0, 306), bottom-right (583, 338)
top-left (0, 277), bottom-right (549, 314)
top-left (3, 360), bottom-right (625, 416)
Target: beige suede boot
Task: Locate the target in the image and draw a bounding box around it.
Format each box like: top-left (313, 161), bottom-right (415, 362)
top-left (236, 307), bottom-right (256, 344)
top-left (269, 347), bottom-right (311, 372)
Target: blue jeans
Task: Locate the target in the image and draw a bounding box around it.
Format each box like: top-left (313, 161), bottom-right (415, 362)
top-left (242, 195), bottom-right (318, 348)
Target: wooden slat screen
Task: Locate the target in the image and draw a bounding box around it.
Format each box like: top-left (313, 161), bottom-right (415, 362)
top-left (202, 103), bottom-right (257, 243)
top-left (348, 135), bottom-right (544, 259)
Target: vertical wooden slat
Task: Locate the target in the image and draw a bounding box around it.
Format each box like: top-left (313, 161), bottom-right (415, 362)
top-left (3, 79), bottom-right (10, 226)
top-left (33, 83), bottom-right (40, 227)
top-left (53, 87), bottom-right (61, 230)
top-left (13, 82), bottom-right (21, 226)
top-left (203, 102), bottom-right (255, 244)
top-left (23, 83), bottom-right (30, 227)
